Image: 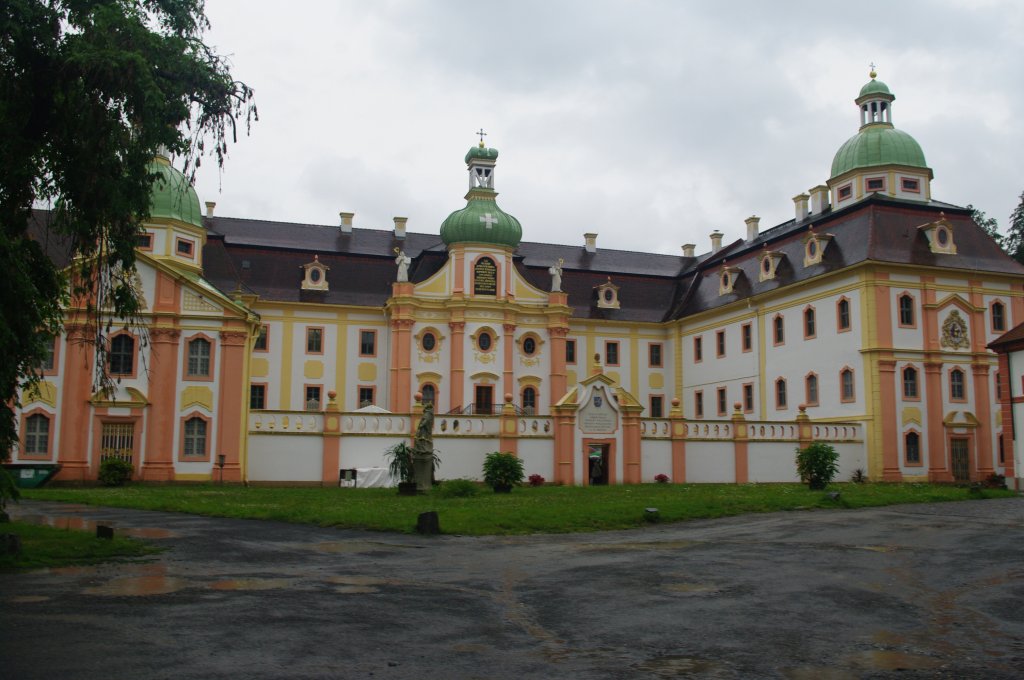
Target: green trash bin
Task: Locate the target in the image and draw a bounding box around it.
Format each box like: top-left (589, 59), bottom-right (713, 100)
top-left (2, 464), bottom-right (63, 488)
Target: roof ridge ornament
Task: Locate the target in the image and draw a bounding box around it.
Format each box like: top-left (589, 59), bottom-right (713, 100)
top-left (476, 128), bottom-right (487, 148)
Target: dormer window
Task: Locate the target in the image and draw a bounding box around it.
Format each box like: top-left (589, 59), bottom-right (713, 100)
top-left (901, 177), bottom-right (920, 193)
top-left (595, 278), bottom-right (620, 309)
top-left (837, 184), bottom-right (853, 201)
top-left (718, 264), bottom-right (741, 296)
top-left (137, 233), bottom-right (153, 250)
top-left (759, 250), bottom-right (784, 282)
top-left (300, 254), bottom-right (330, 291)
top-left (803, 230), bottom-right (833, 267)
top-left (919, 215), bottom-right (957, 255)
top-left (176, 237), bottom-right (195, 258)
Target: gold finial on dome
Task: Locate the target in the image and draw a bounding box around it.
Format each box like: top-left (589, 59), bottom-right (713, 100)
top-left (869, 62), bottom-right (877, 79)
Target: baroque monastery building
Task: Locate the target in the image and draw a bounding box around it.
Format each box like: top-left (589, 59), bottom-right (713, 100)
top-left (13, 73), bottom-right (1024, 489)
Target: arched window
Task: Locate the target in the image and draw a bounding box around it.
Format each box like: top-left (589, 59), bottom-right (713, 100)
top-left (837, 298), bottom-right (851, 331)
top-left (950, 368), bottom-right (965, 401)
top-left (773, 315), bottom-right (785, 345)
top-left (902, 366), bottom-right (919, 399)
top-left (522, 386), bottom-right (537, 415)
top-left (775, 378), bottom-right (787, 409)
top-left (187, 338), bottom-right (211, 377)
top-left (898, 294), bottom-right (915, 327)
top-left (804, 307), bottom-right (816, 339)
top-left (905, 431), bottom-right (921, 464)
top-left (805, 374), bottom-right (819, 406)
top-left (109, 334), bottom-right (134, 375)
top-left (183, 417), bottom-right (207, 458)
top-left (420, 383), bottom-right (436, 406)
top-left (24, 413), bottom-right (50, 455)
top-left (840, 368), bottom-right (855, 402)
top-left (991, 301), bottom-right (1006, 332)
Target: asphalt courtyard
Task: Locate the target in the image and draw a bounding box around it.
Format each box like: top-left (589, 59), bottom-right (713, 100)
top-left (2, 496), bottom-right (1023, 679)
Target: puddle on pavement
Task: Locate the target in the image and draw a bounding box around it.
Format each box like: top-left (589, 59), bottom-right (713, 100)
top-left (848, 650), bottom-right (942, 671)
top-left (635, 655), bottom-right (727, 677)
top-left (210, 578), bottom-right (294, 591)
top-left (83, 575), bottom-right (190, 597)
top-left (782, 667), bottom-right (858, 680)
top-left (578, 540), bottom-right (697, 553)
top-left (16, 514), bottom-right (177, 539)
top-left (664, 582), bottom-right (719, 594)
top-left (9, 595), bottom-right (51, 604)
top-left (305, 541), bottom-right (406, 554)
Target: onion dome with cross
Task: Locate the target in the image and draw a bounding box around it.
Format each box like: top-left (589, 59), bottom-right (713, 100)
top-left (830, 67), bottom-right (930, 180)
top-left (440, 130), bottom-right (523, 248)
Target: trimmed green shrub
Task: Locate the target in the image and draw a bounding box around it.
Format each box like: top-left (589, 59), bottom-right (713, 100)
top-left (98, 458), bottom-right (134, 487)
top-left (482, 452), bottom-right (525, 491)
top-left (795, 442), bottom-right (839, 490)
top-left (434, 478), bottom-right (480, 498)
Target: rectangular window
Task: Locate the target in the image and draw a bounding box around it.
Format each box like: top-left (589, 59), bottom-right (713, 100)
top-left (838, 184), bottom-right (852, 201)
top-left (694, 391), bottom-right (704, 419)
top-left (950, 370), bottom-right (966, 401)
top-left (250, 384), bottom-right (266, 410)
top-left (41, 337), bottom-right (56, 371)
top-left (905, 432), bottom-right (921, 465)
top-left (991, 302), bottom-right (1006, 332)
top-left (648, 343), bottom-right (663, 367)
top-left (649, 395), bottom-right (663, 418)
top-left (903, 368), bottom-right (919, 399)
top-left (841, 369), bottom-right (855, 402)
top-left (357, 386), bottom-right (375, 409)
top-left (605, 341), bottom-right (619, 366)
top-left (136, 233), bottom-right (153, 250)
top-left (743, 383), bottom-right (754, 413)
top-left (775, 379), bottom-right (787, 409)
top-left (359, 329), bottom-right (377, 357)
top-left (24, 414), bottom-right (50, 455)
top-left (253, 325), bottom-right (269, 351)
top-left (694, 336), bottom-right (703, 362)
top-left (305, 385), bottom-right (322, 410)
top-left (865, 177), bottom-right (885, 192)
top-left (898, 294), bottom-right (915, 327)
top-left (901, 177), bottom-right (920, 193)
top-left (565, 339), bottom-right (576, 364)
top-left (306, 327), bottom-right (323, 354)
top-left (716, 330), bottom-right (726, 358)
top-left (175, 238), bottom-right (195, 257)
top-left (716, 387), bottom-right (727, 416)
top-left (805, 374), bottom-right (819, 406)
top-left (804, 308), bottom-right (816, 339)
top-left (100, 422), bottom-right (135, 465)
top-left (474, 385), bottom-right (494, 415)
top-left (773, 316), bottom-right (785, 346)
top-left (187, 338), bottom-right (212, 377)
top-left (741, 323), bottom-right (752, 352)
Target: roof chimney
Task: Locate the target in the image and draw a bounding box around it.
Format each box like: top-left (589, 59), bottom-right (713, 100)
top-left (584, 232), bottom-right (598, 254)
top-left (745, 215), bottom-right (760, 242)
top-left (339, 211), bottom-right (354, 234)
top-left (682, 243), bottom-right (696, 258)
top-left (205, 201), bottom-right (216, 218)
top-left (809, 185), bottom-right (829, 215)
top-left (793, 193), bottom-right (809, 222)
top-left (393, 216), bottom-right (407, 239)
top-left (710, 230), bottom-right (724, 253)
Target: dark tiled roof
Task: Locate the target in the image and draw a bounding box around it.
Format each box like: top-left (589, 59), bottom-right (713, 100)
top-left (988, 321), bottom-right (1024, 351)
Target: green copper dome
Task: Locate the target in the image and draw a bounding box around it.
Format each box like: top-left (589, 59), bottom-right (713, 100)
top-left (465, 144), bottom-right (499, 164)
top-left (831, 126), bottom-right (927, 178)
top-left (148, 156), bottom-right (203, 228)
top-left (440, 192), bottom-right (522, 248)
top-left (859, 78), bottom-right (891, 98)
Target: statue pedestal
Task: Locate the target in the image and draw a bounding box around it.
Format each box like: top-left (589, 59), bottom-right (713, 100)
top-left (413, 454), bottom-right (434, 492)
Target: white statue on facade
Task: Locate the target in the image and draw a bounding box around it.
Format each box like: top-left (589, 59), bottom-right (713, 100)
top-left (394, 248), bottom-right (411, 283)
top-left (548, 258), bottom-right (564, 292)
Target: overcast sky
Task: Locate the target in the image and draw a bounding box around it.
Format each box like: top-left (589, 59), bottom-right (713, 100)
top-left (192, 0), bottom-right (1024, 256)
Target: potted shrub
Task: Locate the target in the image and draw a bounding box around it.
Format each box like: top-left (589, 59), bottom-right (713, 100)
top-left (482, 452), bottom-right (525, 493)
top-left (795, 442), bottom-right (839, 490)
top-left (385, 442), bottom-right (417, 495)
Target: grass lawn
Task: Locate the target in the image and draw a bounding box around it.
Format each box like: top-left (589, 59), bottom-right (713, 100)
top-left (0, 521), bottom-right (160, 571)
top-left (21, 482), bottom-right (1015, 536)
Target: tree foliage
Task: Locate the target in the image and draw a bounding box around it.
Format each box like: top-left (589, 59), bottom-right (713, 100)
top-left (0, 0), bottom-right (256, 460)
top-left (967, 204), bottom-right (1001, 248)
top-left (1004, 190), bottom-right (1024, 266)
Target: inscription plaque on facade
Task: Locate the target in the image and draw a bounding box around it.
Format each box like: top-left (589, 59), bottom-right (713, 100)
top-left (474, 257), bottom-right (497, 296)
top-left (579, 385), bottom-right (619, 434)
